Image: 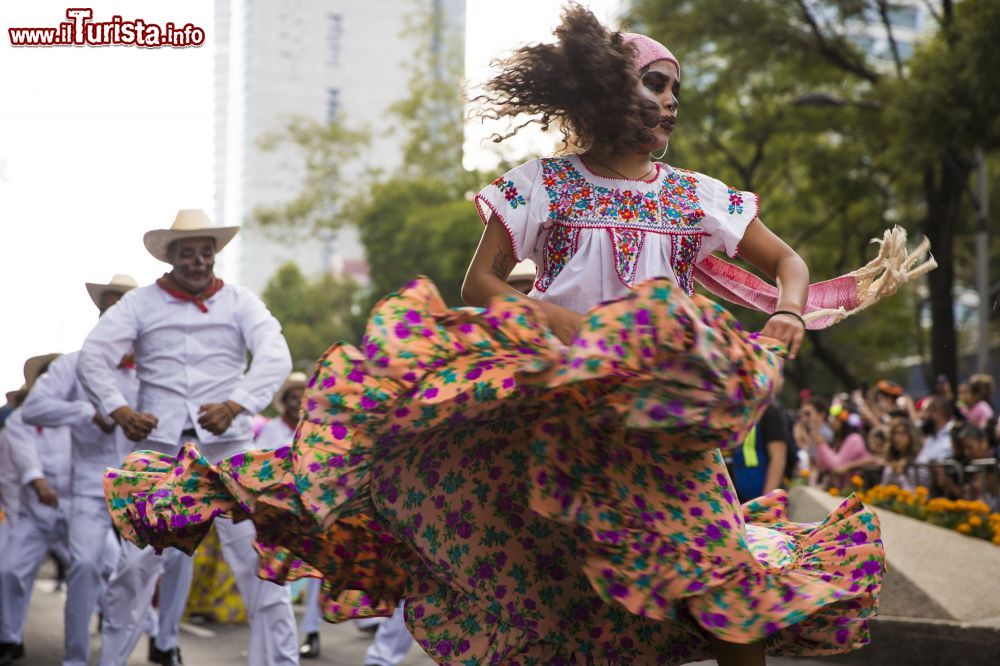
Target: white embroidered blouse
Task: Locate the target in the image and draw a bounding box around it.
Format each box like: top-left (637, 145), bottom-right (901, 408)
top-left (475, 154), bottom-right (759, 313)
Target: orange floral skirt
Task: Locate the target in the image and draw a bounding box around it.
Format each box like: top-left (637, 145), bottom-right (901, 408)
top-left (105, 278), bottom-right (884, 664)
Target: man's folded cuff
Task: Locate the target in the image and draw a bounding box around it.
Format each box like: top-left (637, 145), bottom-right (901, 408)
top-left (21, 469), bottom-right (44, 486)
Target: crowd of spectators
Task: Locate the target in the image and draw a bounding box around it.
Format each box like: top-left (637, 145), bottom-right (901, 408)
top-left (799, 374), bottom-right (998, 506)
top-left (726, 373), bottom-right (999, 511)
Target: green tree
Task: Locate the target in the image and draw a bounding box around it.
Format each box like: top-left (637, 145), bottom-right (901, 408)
top-left (630, 0), bottom-right (1000, 390)
top-left (262, 263), bottom-right (363, 367)
top-left (251, 118), bottom-right (370, 238)
top-left (355, 180), bottom-right (482, 307)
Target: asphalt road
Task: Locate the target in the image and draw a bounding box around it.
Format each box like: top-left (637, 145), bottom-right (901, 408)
top-left (18, 575), bottom-right (855, 665)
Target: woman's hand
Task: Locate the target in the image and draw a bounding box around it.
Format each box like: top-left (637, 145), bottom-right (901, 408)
top-left (759, 313), bottom-right (805, 359)
top-left (539, 301), bottom-right (584, 346)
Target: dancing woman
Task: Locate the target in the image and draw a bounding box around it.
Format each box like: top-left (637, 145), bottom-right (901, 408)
top-left (105, 5), bottom-right (937, 664)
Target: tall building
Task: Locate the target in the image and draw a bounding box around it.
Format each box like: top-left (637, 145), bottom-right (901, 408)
top-left (843, 0), bottom-right (934, 66)
top-left (214, 0), bottom-right (466, 293)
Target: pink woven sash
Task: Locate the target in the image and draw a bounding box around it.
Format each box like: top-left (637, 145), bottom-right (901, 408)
top-left (694, 256), bottom-right (859, 330)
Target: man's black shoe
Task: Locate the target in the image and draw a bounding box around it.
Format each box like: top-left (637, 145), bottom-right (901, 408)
top-left (300, 632), bottom-right (320, 659)
top-left (0, 642), bottom-right (24, 665)
top-left (148, 641), bottom-right (184, 666)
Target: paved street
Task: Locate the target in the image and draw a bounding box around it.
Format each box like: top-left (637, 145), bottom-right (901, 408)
top-left (19, 572), bottom-right (855, 665)
top-left (20, 574), bottom-right (434, 666)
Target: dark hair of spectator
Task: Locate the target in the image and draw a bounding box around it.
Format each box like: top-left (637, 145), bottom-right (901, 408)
top-left (955, 424), bottom-right (987, 446)
top-left (969, 374), bottom-right (995, 405)
top-left (831, 407), bottom-right (862, 444)
top-left (471, 3), bottom-right (656, 154)
top-left (928, 396), bottom-right (955, 420)
top-left (887, 421), bottom-right (923, 462)
top-left (804, 396), bottom-right (829, 415)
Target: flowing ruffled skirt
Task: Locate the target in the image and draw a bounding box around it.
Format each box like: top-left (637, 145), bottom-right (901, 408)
top-left (105, 278), bottom-right (884, 664)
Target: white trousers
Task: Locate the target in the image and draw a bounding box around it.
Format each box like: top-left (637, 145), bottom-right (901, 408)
top-left (356, 617), bottom-right (384, 631)
top-left (0, 498), bottom-right (70, 643)
top-left (97, 516), bottom-right (298, 665)
top-left (363, 605), bottom-right (413, 666)
top-left (62, 495), bottom-right (121, 666)
top-left (300, 577), bottom-right (322, 635)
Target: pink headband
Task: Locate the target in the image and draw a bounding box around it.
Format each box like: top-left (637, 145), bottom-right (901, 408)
top-left (621, 33), bottom-right (680, 77)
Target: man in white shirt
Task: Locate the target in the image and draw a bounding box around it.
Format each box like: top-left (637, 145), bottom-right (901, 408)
top-left (78, 210), bottom-right (299, 666)
top-left (21, 274), bottom-right (152, 666)
top-left (0, 355), bottom-right (71, 664)
top-left (916, 397), bottom-right (956, 464)
top-left (0, 391), bottom-right (27, 556)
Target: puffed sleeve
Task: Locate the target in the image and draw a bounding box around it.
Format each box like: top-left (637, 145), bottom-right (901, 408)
top-left (692, 172), bottom-right (759, 260)
top-left (474, 159), bottom-right (548, 261)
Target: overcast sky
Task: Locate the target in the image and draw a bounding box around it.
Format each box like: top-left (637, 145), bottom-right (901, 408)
top-left (0, 0), bottom-right (621, 393)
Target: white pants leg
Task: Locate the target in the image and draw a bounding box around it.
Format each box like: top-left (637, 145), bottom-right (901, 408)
top-left (154, 547), bottom-right (194, 651)
top-left (0, 512), bottom-right (63, 643)
top-left (143, 607), bottom-right (158, 639)
top-left (216, 517), bottom-right (298, 665)
top-left (0, 519), bottom-right (11, 562)
top-left (97, 529), bottom-right (121, 618)
top-left (63, 495), bottom-right (115, 666)
top-left (363, 605), bottom-right (413, 666)
top-left (356, 617), bottom-right (384, 631)
top-left (300, 578), bottom-right (322, 635)
top-left (97, 541), bottom-right (191, 666)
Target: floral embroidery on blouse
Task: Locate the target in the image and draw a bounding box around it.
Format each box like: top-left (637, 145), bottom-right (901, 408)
top-left (609, 228), bottom-right (645, 288)
top-left (541, 158), bottom-right (704, 232)
top-left (536, 224), bottom-right (581, 292)
top-left (531, 158), bottom-right (709, 293)
top-left (493, 177), bottom-right (527, 209)
top-left (727, 186), bottom-right (744, 215)
top-left (670, 233), bottom-right (703, 295)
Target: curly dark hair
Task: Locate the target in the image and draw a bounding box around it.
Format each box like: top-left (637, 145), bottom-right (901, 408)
top-left (471, 3), bottom-right (657, 154)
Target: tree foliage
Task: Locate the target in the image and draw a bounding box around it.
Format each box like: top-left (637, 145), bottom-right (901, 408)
top-left (630, 0), bottom-right (1000, 390)
top-left (354, 180), bottom-right (482, 308)
top-left (261, 263), bottom-right (362, 367)
top-left (252, 118), bottom-right (370, 237)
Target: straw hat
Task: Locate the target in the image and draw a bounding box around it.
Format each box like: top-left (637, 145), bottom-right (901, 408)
top-left (273, 372), bottom-right (308, 414)
top-left (85, 273), bottom-right (138, 309)
top-left (20, 353), bottom-right (61, 396)
top-left (5, 389), bottom-right (25, 407)
top-left (143, 209), bottom-right (239, 264)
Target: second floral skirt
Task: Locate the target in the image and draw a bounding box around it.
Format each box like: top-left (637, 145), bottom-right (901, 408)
top-left (105, 277), bottom-right (885, 665)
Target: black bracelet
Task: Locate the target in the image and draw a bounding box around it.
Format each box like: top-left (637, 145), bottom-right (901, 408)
top-left (768, 310), bottom-right (806, 328)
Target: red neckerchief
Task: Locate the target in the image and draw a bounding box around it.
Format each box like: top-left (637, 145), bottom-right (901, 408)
top-left (118, 353), bottom-right (136, 370)
top-left (156, 273), bottom-right (225, 313)
top-left (281, 412), bottom-right (299, 431)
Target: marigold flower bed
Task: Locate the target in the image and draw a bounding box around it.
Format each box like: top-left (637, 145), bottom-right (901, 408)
top-left (838, 476), bottom-right (1000, 546)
